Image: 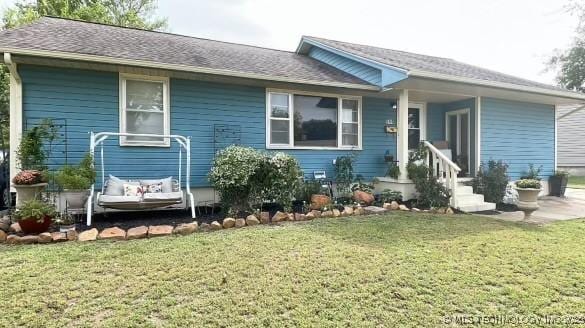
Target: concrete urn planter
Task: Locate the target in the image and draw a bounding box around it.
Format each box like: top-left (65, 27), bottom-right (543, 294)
top-left (13, 183), bottom-right (48, 208)
top-left (514, 187), bottom-right (541, 219)
top-left (61, 190), bottom-right (89, 210)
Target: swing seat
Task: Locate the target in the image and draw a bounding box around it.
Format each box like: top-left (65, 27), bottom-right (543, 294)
top-left (97, 177), bottom-right (183, 210)
top-left (86, 132), bottom-right (197, 226)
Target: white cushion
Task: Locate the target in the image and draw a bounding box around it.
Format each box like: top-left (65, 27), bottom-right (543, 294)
top-left (99, 195), bottom-right (141, 204)
top-left (140, 177), bottom-right (173, 193)
top-left (142, 191), bottom-right (182, 202)
top-left (105, 175), bottom-right (139, 196)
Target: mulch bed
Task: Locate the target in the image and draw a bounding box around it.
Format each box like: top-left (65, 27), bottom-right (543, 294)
top-left (74, 206), bottom-right (223, 232)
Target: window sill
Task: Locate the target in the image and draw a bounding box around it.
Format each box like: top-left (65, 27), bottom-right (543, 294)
top-left (266, 145), bottom-right (362, 151)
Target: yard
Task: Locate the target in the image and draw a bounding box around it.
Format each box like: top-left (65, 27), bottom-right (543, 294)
top-left (1, 213), bottom-right (585, 327)
top-left (568, 176), bottom-right (585, 189)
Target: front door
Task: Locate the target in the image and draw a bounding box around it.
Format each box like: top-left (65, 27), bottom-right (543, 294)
top-left (446, 109), bottom-right (470, 175)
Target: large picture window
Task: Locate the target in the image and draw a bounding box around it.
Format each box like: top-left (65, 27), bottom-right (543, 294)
top-left (119, 74), bottom-right (170, 146)
top-left (267, 90), bottom-right (361, 149)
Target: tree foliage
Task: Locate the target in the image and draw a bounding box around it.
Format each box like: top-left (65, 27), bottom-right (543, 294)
top-left (0, 0), bottom-right (167, 146)
top-left (549, 1), bottom-right (585, 92)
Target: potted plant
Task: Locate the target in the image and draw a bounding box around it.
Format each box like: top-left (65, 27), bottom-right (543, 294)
top-left (12, 199), bottom-right (57, 234)
top-left (54, 213), bottom-right (76, 232)
top-left (514, 179), bottom-right (542, 219)
top-left (54, 154), bottom-right (95, 209)
top-left (11, 170), bottom-right (48, 207)
top-left (549, 171), bottom-right (569, 197)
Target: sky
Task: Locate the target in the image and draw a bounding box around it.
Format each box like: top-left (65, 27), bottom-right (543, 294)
top-left (0, 0), bottom-right (580, 85)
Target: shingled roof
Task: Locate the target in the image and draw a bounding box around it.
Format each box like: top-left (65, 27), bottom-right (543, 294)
top-left (0, 16), bottom-right (578, 97)
top-left (302, 36), bottom-right (565, 92)
top-left (0, 17), bottom-right (374, 89)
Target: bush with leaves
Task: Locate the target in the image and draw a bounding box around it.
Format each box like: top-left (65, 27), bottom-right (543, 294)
top-left (380, 189), bottom-right (402, 203)
top-left (515, 179), bottom-right (542, 189)
top-left (295, 179), bottom-right (323, 203)
top-left (407, 144), bottom-right (450, 209)
top-left (520, 164), bottom-right (543, 180)
top-left (334, 154), bottom-right (355, 196)
top-left (209, 146), bottom-right (301, 214)
top-left (351, 174), bottom-right (374, 193)
top-left (16, 118), bottom-right (58, 171)
top-left (386, 161), bottom-right (400, 179)
top-left (54, 153), bottom-right (96, 190)
top-left (209, 146), bottom-right (265, 215)
top-left (13, 199), bottom-right (57, 222)
top-left (472, 160), bottom-right (509, 204)
top-left (252, 152), bottom-right (301, 212)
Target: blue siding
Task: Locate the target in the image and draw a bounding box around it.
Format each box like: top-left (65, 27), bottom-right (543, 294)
top-left (308, 47), bottom-right (382, 85)
top-left (481, 98), bottom-right (555, 180)
top-left (426, 98), bottom-right (476, 175)
top-left (21, 65), bottom-right (396, 188)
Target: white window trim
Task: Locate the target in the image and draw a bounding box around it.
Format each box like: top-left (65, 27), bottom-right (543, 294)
top-left (265, 88), bottom-right (362, 150)
top-left (407, 102), bottom-right (427, 150)
top-left (119, 73), bottom-right (170, 147)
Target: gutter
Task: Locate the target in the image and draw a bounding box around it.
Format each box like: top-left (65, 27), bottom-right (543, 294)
top-left (0, 47), bottom-right (380, 92)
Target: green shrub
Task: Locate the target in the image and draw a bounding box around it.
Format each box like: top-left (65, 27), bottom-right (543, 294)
top-left (295, 179), bottom-right (323, 203)
top-left (209, 146), bottom-right (301, 214)
top-left (334, 154), bottom-right (355, 196)
top-left (16, 118), bottom-right (58, 171)
top-left (13, 199), bottom-right (57, 222)
top-left (351, 174), bottom-right (374, 193)
top-left (472, 160), bottom-right (509, 204)
top-left (407, 144), bottom-right (450, 209)
top-left (515, 179), bottom-right (542, 189)
top-left (253, 152), bottom-right (301, 211)
top-left (54, 153), bottom-right (96, 190)
top-left (520, 164), bottom-right (543, 180)
top-left (386, 161), bottom-right (400, 179)
top-left (380, 189), bottom-right (402, 203)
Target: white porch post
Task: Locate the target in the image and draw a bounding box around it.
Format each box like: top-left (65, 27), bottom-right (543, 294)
top-left (397, 89), bottom-right (409, 180)
top-left (474, 96), bottom-right (481, 174)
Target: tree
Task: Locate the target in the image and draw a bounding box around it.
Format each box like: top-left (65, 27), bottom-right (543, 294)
top-left (0, 0), bottom-right (167, 145)
top-left (549, 1), bottom-right (585, 92)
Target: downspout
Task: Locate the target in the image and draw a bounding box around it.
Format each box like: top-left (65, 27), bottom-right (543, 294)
top-left (3, 53), bottom-right (23, 190)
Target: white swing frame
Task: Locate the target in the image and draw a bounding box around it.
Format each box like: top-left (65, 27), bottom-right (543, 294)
top-left (86, 131), bottom-right (196, 226)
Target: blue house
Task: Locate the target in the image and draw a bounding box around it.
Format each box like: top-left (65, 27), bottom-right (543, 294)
top-left (2, 17), bottom-right (584, 214)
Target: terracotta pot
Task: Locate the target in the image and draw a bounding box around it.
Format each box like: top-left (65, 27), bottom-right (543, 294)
top-left (18, 215), bottom-right (53, 234)
top-left (310, 194), bottom-right (331, 210)
top-left (13, 183), bottom-right (48, 208)
top-left (514, 187), bottom-right (541, 219)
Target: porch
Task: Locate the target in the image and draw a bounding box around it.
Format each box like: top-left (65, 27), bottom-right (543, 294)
top-left (374, 88), bottom-right (486, 211)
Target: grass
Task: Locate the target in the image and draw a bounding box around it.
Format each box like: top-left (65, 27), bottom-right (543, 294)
top-left (1, 213), bottom-right (585, 327)
top-left (568, 175), bottom-right (585, 189)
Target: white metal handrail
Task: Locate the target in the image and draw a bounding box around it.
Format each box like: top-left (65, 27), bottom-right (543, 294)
top-left (423, 141), bottom-right (461, 207)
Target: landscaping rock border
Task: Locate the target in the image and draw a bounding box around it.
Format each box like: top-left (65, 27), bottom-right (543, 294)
top-left (0, 204), bottom-right (457, 246)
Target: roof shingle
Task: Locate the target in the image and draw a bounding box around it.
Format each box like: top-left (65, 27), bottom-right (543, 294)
top-left (0, 17), bottom-right (372, 87)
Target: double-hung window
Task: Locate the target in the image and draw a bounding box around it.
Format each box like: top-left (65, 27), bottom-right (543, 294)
top-left (119, 74), bottom-right (170, 146)
top-left (267, 90), bottom-right (361, 149)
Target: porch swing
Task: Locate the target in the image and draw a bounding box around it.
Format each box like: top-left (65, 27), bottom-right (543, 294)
top-left (85, 132), bottom-right (196, 226)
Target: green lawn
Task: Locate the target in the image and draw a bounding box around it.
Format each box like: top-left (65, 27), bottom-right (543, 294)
top-left (568, 175), bottom-right (585, 189)
top-left (1, 213), bottom-right (585, 327)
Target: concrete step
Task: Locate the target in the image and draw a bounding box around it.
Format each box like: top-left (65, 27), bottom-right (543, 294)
top-left (454, 194), bottom-right (485, 207)
top-left (454, 185), bottom-right (474, 195)
top-left (457, 202), bottom-right (496, 213)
